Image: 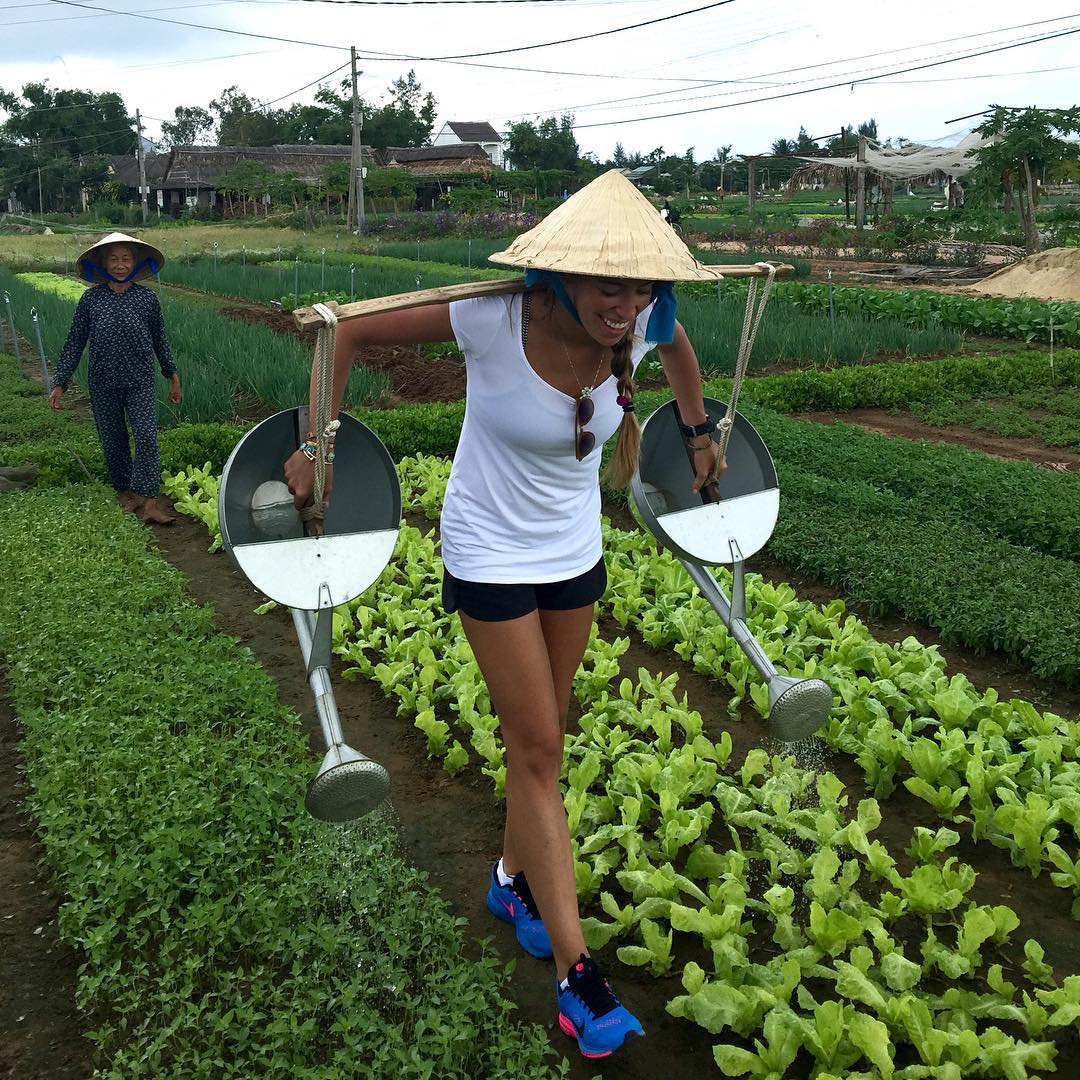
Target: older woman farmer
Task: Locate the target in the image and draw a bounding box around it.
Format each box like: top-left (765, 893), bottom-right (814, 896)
top-left (286, 171), bottom-right (726, 1059)
top-left (49, 231), bottom-right (181, 525)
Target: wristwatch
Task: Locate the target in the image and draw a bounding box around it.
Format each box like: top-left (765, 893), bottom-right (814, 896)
top-left (678, 417), bottom-right (717, 438)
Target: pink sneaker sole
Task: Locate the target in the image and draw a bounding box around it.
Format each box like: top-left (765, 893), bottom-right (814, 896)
top-left (558, 1012), bottom-right (612, 1059)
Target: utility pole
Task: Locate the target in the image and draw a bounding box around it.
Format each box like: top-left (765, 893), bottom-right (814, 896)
top-left (841, 126), bottom-right (851, 223)
top-left (348, 47), bottom-right (366, 231)
top-left (855, 133), bottom-right (867, 230)
top-left (37, 165), bottom-right (44, 224)
top-left (136, 109), bottom-right (148, 225)
top-left (746, 156), bottom-right (758, 216)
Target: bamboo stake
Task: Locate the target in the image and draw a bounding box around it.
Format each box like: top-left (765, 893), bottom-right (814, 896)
top-left (292, 264), bottom-right (795, 332)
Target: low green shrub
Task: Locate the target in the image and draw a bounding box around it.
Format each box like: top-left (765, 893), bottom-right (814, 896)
top-left (0, 488), bottom-right (566, 1079)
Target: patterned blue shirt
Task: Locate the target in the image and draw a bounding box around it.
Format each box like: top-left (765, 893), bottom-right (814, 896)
top-left (53, 283), bottom-right (176, 391)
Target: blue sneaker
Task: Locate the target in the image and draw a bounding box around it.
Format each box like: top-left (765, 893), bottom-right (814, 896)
top-left (557, 954), bottom-right (644, 1058)
top-left (485, 864), bottom-right (553, 959)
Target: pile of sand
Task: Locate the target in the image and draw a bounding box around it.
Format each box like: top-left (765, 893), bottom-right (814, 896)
top-left (966, 247), bottom-right (1080, 303)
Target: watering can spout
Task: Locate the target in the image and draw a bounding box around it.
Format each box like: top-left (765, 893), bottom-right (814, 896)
top-left (306, 745), bottom-right (391, 823)
top-left (766, 674), bottom-right (834, 743)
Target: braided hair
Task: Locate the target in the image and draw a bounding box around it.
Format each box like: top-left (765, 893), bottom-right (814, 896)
top-left (603, 330), bottom-right (640, 489)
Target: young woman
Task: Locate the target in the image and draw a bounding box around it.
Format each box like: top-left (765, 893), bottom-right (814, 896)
top-left (285, 171), bottom-right (725, 1060)
top-left (50, 232), bottom-right (181, 525)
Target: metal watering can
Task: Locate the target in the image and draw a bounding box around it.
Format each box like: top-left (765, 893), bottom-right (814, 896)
top-left (630, 396), bottom-right (832, 742)
top-left (218, 407), bottom-right (400, 822)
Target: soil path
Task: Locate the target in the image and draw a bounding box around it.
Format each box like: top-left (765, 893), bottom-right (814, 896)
top-left (0, 687), bottom-right (93, 1080)
top-left (791, 407), bottom-right (1080, 472)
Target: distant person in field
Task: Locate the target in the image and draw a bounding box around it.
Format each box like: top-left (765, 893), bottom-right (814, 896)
top-left (286, 170), bottom-right (725, 1061)
top-left (49, 232), bottom-right (181, 525)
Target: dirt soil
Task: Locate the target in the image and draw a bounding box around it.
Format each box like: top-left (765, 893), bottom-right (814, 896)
top-left (0, 687), bottom-right (93, 1080)
top-left (6, 302), bottom-right (1080, 1077)
top-left (965, 247), bottom-right (1080, 303)
top-left (791, 407), bottom-right (1080, 473)
top-left (222, 305), bottom-right (467, 406)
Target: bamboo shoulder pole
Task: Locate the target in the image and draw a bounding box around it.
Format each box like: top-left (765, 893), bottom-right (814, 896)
top-left (291, 264), bottom-right (794, 332)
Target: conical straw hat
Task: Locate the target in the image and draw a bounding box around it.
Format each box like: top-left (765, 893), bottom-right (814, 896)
top-left (488, 170), bottom-right (721, 282)
top-left (77, 231), bottom-right (165, 283)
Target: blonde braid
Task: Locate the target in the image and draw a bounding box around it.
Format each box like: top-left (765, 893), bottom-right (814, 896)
top-left (603, 332), bottom-right (641, 488)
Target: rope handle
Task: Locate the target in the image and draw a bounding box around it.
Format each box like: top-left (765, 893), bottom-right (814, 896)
top-left (717, 262), bottom-right (776, 460)
top-left (308, 303), bottom-right (339, 530)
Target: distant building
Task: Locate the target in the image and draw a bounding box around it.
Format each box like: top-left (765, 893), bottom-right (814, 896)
top-left (103, 142), bottom-right (500, 214)
top-left (431, 121), bottom-right (505, 168)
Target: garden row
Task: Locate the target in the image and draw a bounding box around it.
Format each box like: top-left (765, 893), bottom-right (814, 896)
top-left (149, 255), bottom-right (959, 373)
top-left (703, 279), bottom-right (1080, 347)
top-left (1, 267), bottom-right (388, 422)
top-left (401, 458), bottom-right (1080, 904)
top-left (169, 449), bottom-right (1080, 919)
top-left (6, 333), bottom-right (1078, 681)
top-left (165, 453), bottom-right (1080, 1079)
top-left (0, 490), bottom-right (565, 1077)
top-left (913, 387), bottom-right (1080, 452)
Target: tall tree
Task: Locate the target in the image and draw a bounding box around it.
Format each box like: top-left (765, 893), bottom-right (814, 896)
top-left (210, 86), bottom-right (284, 146)
top-left (796, 126), bottom-right (819, 151)
top-left (611, 141), bottom-right (628, 167)
top-left (363, 71), bottom-right (437, 149)
top-left (505, 114), bottom-right (578, 172)
top-left (771, 137), bottom-right (797, 156)
top-left (973, 105), bottom-right (1080, 253)
top-left (306, 70), bottom-right (436, 149)
top-left (0, 83), bottom-right (133, 212)
top-left (160, 105), bottom-right (214, 148)
top-left (280, 100), bottom-right (349, 144)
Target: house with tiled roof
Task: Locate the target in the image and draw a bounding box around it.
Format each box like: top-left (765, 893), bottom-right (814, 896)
top-left (431, 121), bottom-right (506, 168)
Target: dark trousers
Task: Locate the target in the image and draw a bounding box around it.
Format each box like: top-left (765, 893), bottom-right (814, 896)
top-left (90, 382), bottom-right (161, 497)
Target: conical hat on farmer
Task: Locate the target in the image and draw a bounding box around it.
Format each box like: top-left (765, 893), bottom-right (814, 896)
top-left (488, 169), bottom-right (721, 282)
top-left (77, 231), bottom-right (164, 283)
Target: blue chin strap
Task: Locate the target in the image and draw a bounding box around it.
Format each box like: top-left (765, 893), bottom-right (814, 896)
top-left (524, 269), bottom-right (677, 344)
top-left (81, 255), bottom-right (159, 284)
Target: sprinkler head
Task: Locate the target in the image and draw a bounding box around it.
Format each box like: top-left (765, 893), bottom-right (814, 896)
top-left (766, 675), bottom-right (833, 743)
top-left (250, 479), bottom-right (302, 541)
top-left (305, 745), bottom-right (390, 823)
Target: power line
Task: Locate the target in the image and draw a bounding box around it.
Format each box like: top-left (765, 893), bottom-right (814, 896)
top-left (11, 0), bottom-right (262, 27)
top-left (44, 0), bottom-right (349, 47)
top-left (425, 0), bottom-right (736, 60)
top-left (875, 63), bottom-right (1080, 85)
top-left (505, 12), bottom-right (1080, 122)
top-left (572, 24), bottom-right (1080, 129)
top-left (522, 26), bottom-right (1079, 121)
top-left (42, 0), bottom-right (739, 72)
top-left (263, 59), bottom-right (354, 105)
top-left (3, 125), bottom-right (136, 148)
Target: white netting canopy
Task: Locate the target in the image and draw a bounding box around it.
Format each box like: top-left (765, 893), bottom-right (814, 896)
top-left (793, 131), bottom-right (991, 181)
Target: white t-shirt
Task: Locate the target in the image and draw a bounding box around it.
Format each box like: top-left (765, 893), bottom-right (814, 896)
top-left (442, 292), bottom-right (656, 583)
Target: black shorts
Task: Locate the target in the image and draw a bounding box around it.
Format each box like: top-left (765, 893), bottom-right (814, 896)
top-left (442, 558), bottom-right (607, 622)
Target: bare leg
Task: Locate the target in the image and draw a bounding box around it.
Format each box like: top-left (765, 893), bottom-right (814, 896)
top-left (502, 605), bottom-right (593, 872)
top-left (460, 603), bottom-right (595, 979)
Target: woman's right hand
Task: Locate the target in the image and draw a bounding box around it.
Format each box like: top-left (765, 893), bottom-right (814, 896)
top-left (284, 449), bottom-right (333, 509)
top-left (48, 386), bottom-right (63, 411)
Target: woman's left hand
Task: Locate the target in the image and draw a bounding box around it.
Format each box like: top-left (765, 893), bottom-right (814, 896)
top-left (689, 438), bottom-right (725, 493)
top-left (168, 374), bottom-right (182, 405)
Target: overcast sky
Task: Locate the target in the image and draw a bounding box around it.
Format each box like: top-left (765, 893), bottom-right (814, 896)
top-left (3, 0), bottom-right (1078, 160)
